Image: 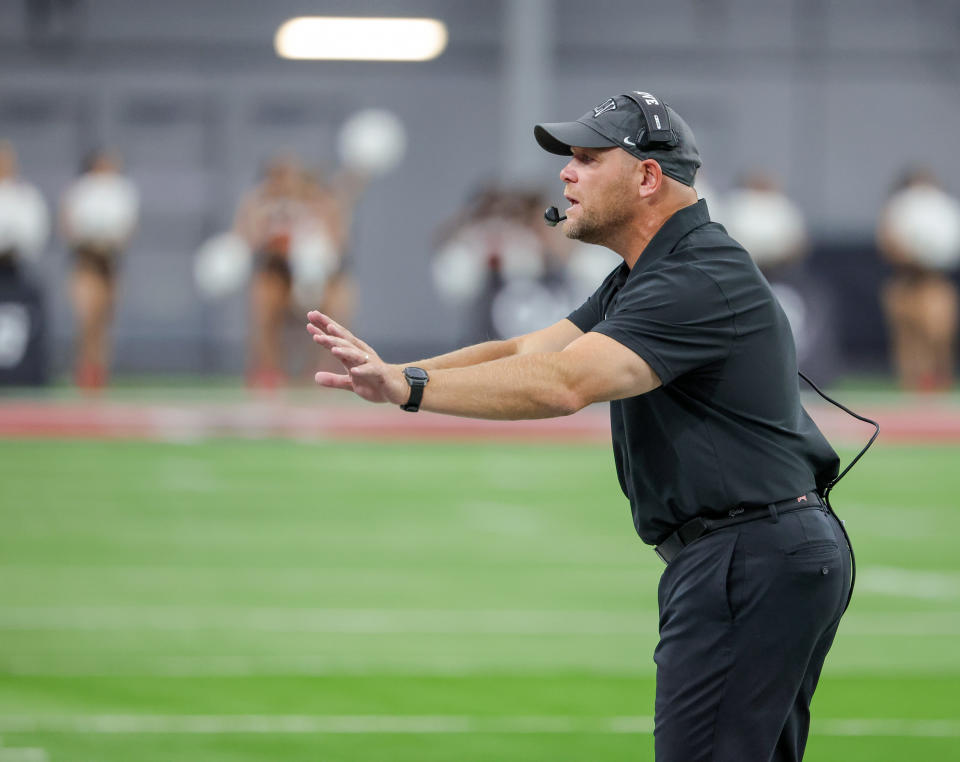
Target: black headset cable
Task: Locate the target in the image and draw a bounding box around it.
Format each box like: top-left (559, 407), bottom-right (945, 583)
top-left (798, 371), bottom-right (881, 614)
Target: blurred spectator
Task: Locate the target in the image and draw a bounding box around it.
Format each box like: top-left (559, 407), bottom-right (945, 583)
top-left (0, 140), bottom-right (50, 385)
top-left (722, 171), bottom-right (806, 274)
top-left (234, 154), bottom-right (361, 387)
top-left (0, 140), bottom-right (50, 268)
top-left (877, 168), bottom-right (960, 391)
top-left (432, 185), bottom-right (617, 343)
top-left (60, 148), bottom-right (139, 389)
top-left (722, 171), bottom-right (839, 381)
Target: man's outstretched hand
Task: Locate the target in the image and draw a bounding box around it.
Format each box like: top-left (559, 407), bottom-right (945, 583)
top-left (306, 311), bottom-right (408, 405)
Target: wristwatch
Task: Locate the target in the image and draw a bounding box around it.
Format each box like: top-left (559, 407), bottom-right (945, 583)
top-left (400, 367), bottom-right (429, 412)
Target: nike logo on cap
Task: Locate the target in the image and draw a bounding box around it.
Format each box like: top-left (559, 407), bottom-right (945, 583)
top-left (623, 137), bottom-right (636, 147)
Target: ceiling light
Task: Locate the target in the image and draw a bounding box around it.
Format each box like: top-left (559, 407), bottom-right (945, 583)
top-left (275, 17), bottom-right (448, 62)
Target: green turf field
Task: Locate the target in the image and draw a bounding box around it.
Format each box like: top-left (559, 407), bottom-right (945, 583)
top-left (1, 438), bottom-right (958, 761)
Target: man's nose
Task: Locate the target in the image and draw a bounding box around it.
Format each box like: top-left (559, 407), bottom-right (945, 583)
top-left (559, 161), bottom-right (576, 183)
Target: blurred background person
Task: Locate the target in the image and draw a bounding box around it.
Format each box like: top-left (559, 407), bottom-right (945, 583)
top-left (0, 140), bottom-right (49, 270)
top-left (60, 148), bottom-right (139, 389)
top-left (877, 168), bottom-right (960, 392)
top-left (0, 139), bottom-right (50, 385)
top-left (431, 185), bottom-right (617, 344)
top-left (293, 166), bottom-right (361, 367)
top-left (722, 170), bottom-right (839, 381)
top-left (234, 154), bottom-right (361, 388)
top-left (722, 170), bottom-right (807, 276)
top-left (234, 154), bottom-right (309, 389)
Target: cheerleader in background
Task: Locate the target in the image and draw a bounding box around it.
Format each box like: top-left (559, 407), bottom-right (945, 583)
top-left (431, 185), bottom-right (618, 344)
top-left (60, 149), bottom-right (139, 389)
top-left (878, 168), bottom-right (960, 392)
top-left (233, 155), bottom-right (361, 388)
top-left (195, 110), bottom-right (403, 386)
top-left (0, 141), bottom-right (50, 386)
top-left (0, 140), bottom-right (49, 270)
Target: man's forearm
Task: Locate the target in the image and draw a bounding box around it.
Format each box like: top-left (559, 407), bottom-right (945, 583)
top-left (410, 338), bottom-right (521, 371)
top-left (418, 352), bottom-right (582, 420)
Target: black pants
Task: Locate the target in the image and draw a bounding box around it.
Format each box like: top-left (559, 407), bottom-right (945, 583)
top-left (654, 505), bottom-right (851, 762)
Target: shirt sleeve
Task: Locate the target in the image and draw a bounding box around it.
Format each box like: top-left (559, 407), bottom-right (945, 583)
top-left (566, 294), bottom-right (602, 333)
top-left (590, 264), bottom-right (736, 385)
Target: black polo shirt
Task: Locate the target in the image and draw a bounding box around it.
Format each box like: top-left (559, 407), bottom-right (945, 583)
top-left (567, 199), bottom-right (840, 545)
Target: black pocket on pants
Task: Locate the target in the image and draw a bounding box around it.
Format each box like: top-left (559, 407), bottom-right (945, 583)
top-left (722, 532), bottom-right (745, 622)
top-left (786, 540), bottom-right (839, 558)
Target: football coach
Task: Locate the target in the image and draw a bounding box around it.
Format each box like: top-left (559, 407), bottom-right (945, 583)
top-left (306, 89), bottom-right (852, 762)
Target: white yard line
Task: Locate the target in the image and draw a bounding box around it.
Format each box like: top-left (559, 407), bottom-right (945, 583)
top-left (0, 737), bottom-right (48, 762)
top-left (0, 750), bottom-right (48, 762)
top-left (0, 606), bottom-right (957, 635)
top-left (0, 607), bottom-right (651, 634)
top-left (0, 657), bottom-right (646, 677)
top-left (817, 718), bottom-right (960, 738)
top-left (0, 714), bottom-right (956, 738)
top-left (857, 567), bottom-right (960, 601)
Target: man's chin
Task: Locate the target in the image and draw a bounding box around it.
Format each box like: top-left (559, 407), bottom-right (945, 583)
top-left (562, 215), bottom-right (583, 239)
top-left (564, 220), bottom-right (602, 245)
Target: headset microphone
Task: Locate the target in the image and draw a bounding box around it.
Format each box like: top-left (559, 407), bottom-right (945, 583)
top-left (544, 206), bottom-right (566, 227)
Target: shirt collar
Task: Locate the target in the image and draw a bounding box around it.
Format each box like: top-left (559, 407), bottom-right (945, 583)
top-left (627, 198), bottom-right (711, 278)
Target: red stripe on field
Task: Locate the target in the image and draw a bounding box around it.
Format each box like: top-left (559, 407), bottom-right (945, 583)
top-left (0, 399), bottom-right (957, 444)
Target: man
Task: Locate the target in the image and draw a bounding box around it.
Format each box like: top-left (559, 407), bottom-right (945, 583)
top-left (306, 90), bottom-right (850, 762)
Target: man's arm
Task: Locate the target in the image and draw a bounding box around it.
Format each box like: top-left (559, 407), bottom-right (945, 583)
top-left (306, 312), bottom-right (661, 419)
top-left (414, 331), bottom-right (661, 419)
top-left (306, 311), bottom-right (584, 371)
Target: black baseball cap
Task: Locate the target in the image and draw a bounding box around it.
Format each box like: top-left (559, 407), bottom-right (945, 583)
top-left (534, 91), bottom-right (701, 186)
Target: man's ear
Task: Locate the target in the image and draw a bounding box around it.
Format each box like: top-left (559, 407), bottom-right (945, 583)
top-left (637, 159), bottom-right (663, 199)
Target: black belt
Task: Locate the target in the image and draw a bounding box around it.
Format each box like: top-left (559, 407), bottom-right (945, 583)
top-left (654, 491), bottom-right (824, 565)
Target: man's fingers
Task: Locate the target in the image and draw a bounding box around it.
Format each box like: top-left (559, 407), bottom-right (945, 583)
top-left (306, 311), bottom-right (339, 335)
top-left (325, 320), bottom-right (359, 344)
top-left (323, 319), bottom-right (376, 356)
top-left (307, 311), bottom-right (340, 333)
top-left (311, 332), bottom-right (354, 350)
top-left (307, 311), bottom-right (377, 357)
top-left (314, 371), bottom-right (354, 390)
top-left (332, 345), bottom-right (370, 365)
top-left (307, 310), bottom-right (331, 331)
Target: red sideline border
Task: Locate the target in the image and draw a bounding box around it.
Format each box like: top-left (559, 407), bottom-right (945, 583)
top-left (1, 399), bottom-right (958, 444)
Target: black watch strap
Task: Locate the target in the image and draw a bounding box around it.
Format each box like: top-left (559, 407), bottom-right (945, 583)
top-left (400, 367), bottom-right (429, 412)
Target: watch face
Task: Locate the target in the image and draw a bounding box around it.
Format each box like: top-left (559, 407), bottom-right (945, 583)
top-left (404, 367), bottom-right (429, 382)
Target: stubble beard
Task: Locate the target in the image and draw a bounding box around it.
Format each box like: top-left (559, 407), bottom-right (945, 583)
top-left (563, 196), bottom-right (633, 247)
top-left (563, 214), bottom-right (600, 245)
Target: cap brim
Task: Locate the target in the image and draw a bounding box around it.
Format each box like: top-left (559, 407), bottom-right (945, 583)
top-left (534, 121), bottom-right (616, 155)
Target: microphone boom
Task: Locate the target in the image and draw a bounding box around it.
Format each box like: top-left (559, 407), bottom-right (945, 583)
top-left (544, 206), bottom-right (567, 227)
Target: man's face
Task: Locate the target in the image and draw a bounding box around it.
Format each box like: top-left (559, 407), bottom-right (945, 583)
top-left (559, 146), bottom-right (637, 245)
